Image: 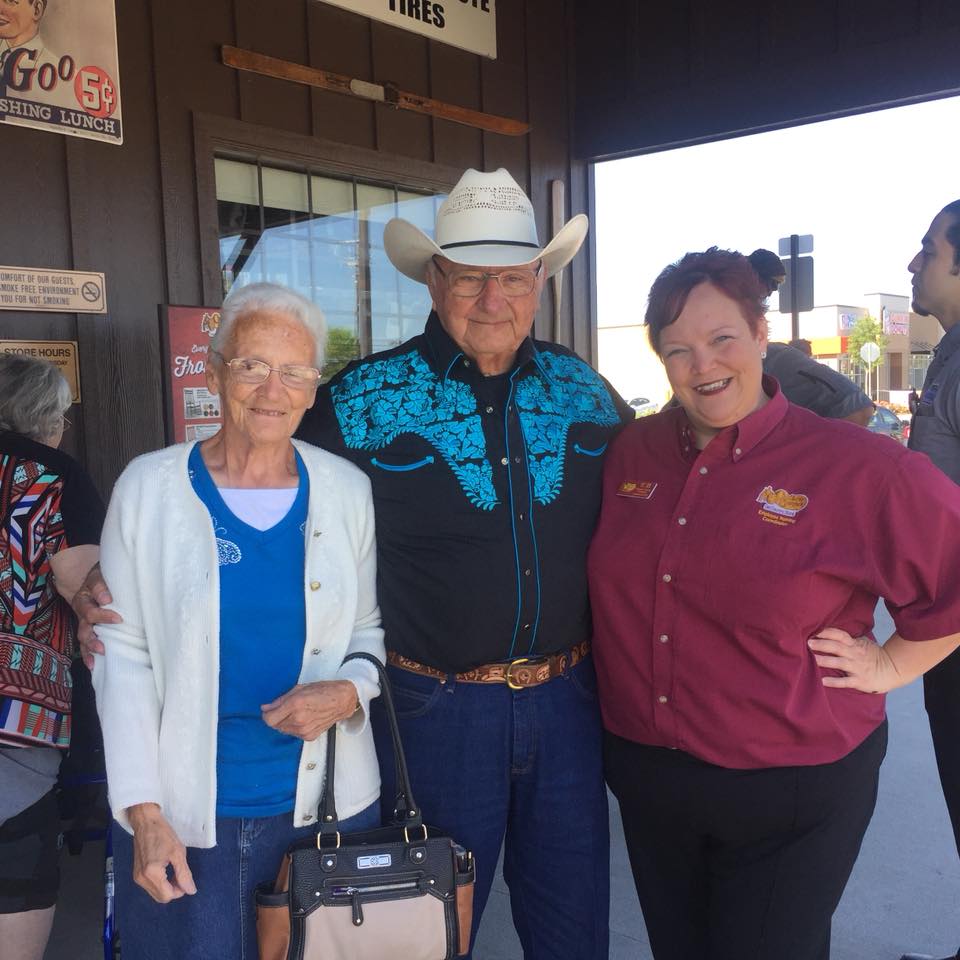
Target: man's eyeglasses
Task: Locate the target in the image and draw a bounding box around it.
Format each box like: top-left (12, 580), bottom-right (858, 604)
top-left (433, 259), bottom-right (542, 298)
top-left (212, 351), bottom-right (321, 390)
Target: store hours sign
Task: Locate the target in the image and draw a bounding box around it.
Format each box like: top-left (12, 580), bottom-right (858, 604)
top-left (318, 0), bottom-right (496, 59)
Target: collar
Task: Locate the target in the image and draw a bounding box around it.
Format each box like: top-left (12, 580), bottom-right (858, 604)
top-left (0, 33), bottom-right (46, 57)
top-left (678, 374), bottom-right (788, 463)
top-left (934, 323), bottom-right (960, 358)
top-left (422, 311), bottom-right (546, 386)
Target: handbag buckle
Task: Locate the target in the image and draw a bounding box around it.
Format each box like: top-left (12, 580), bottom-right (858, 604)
top-left (317, 830), bottom-right (341, 851)
top-left (404, 824), bottom-right (428, 843)
top-left (505, 657), bottom-right (530, 690)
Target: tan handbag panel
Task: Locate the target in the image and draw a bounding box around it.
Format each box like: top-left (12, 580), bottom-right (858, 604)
top-left (301, 895), bottom-right (448, 960)
top-left (256, 902), bottom-right (291, 960)
top-left (456, 877), bottom-right (474, 956)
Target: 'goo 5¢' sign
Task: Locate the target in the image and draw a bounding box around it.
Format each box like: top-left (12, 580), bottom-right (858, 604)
top-left (0, 0), bottom-right (122, 145)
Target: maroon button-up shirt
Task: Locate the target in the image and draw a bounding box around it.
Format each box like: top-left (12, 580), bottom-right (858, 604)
top-left (588, 379), bottom-right (960, 769)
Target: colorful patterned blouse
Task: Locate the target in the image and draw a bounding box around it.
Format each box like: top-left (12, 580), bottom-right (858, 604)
top-left (1, 432), bottom-right (104, 748)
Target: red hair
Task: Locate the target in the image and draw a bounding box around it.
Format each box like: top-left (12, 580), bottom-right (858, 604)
top-left (645, 248), bottom-right (767, 355)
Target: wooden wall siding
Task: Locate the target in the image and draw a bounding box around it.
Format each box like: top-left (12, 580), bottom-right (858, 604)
top-left (64, 0), bottom-right (168, 494)
top-left (575, 0), bottom-right (960, 160)
top-left (1, 0), bottom-right (589, 489)
top-left (307, 3), bottom-right (377, 150)
top-left (235, 0), bottom-right (313, 136)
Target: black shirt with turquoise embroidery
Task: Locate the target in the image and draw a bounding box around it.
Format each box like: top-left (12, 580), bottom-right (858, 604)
top-left (297, 313), bottom-right (632, 672)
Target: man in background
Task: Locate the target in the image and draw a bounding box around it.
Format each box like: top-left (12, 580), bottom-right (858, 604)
top-left (901, 199), bottom-right (960, 960)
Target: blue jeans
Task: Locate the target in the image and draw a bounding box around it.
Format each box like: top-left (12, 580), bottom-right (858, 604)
top-left (112, 802), bottom-right (379, 960)
top-left (373, 655), bottom-right (610, 960)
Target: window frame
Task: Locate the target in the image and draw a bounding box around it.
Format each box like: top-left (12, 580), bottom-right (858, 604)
top-left (194, 113), bottom-right (461, 343)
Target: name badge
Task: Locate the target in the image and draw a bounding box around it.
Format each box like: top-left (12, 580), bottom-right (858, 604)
top-left (617, 480), bottom-right (657, 500)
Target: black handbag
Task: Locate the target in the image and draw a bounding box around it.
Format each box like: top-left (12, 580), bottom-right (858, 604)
top-left (256, 652), bottom-right (475, 960)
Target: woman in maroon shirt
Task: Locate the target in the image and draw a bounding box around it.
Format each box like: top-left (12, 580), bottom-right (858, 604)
top-left (588, 248), bottom-right (960, 960)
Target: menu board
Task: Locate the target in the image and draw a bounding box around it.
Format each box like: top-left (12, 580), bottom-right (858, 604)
top-left (160, 305), bottom-right (223, 443)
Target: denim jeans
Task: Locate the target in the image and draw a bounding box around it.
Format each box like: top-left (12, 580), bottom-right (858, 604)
top-left (112, 802), bottom-right (379, 960)
top-left (373, 655), bottom-right (610, 960)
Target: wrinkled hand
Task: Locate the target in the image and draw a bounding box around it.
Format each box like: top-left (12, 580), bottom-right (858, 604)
top-left (807, 627), bottom-right (901, 694)
top-left (262, 680), bottom-right (358, 741)
top-left (70, 563), bottom-right (121, 669)
top-left (127, 803), bottom-right (197, 904)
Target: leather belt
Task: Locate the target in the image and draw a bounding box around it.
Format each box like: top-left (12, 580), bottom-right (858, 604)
top-left (386, 640), bottom-right (591, 690)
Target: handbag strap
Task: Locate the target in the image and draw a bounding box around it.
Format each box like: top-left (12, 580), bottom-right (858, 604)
top-left (317, 652), bottom-right (422, 834)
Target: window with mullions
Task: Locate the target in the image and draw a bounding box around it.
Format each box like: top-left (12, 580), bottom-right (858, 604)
top-left (215, 159), bottom-right (444, 379)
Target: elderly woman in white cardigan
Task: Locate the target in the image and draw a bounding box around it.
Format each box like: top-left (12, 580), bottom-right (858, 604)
top-left (91, 283), bottom-right (385, 960)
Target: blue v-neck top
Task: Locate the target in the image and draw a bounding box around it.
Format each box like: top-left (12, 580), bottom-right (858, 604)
top-left (188, 443), bottom-right (309, 817)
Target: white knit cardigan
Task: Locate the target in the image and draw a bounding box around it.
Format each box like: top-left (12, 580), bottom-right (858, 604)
top-left (91, 439), bottom-right (385, 848)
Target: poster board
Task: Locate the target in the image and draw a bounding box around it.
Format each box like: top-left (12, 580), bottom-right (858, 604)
top-left (0, 0), bottom-right (122, 144)
top-left (160, 306), bottom-right (223, 444)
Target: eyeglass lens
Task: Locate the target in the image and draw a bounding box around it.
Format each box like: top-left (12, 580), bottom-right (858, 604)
top-left (228, 358), bottom-right (320, 388)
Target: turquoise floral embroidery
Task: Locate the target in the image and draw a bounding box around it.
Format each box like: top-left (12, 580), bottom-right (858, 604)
top-left (515, 353), bottom-right (620, 504)
top-left (333, 351), bottom-right (499, 510)
top-left (332, 348), bottom-right (619, 510)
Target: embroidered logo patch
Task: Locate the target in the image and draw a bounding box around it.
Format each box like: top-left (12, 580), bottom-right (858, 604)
top-left (756, 486), bottom-right (809, 526)
top-left (617, 481), bottom-right (657, 500)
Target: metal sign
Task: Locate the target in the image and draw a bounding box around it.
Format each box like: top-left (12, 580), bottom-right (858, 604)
top-left (859, 342), bottom-right (881, 364)
top-left (779, 234), bottom-right (813, 256)
top-left (0, 266), bottom-right (106, 314)
top-left (0, 340), bottom-right (80, 401)
top-left (316, 0), bottom-right (497, 59)
top-left (778, 256), bottom-right (814, 314)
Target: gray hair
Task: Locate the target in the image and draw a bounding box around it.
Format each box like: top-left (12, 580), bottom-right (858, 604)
top-left (0, 354), bottom-right (71, 442)
top-left (212, 283), bottom-right (327, 367)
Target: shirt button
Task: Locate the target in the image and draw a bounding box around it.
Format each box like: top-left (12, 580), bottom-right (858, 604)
top-left (303, 813), bottom-right (314, 822)
top-left (522, 623), bottom-right (531, 630)
top-left (310, 581), bottom-right (321, 590)
top-left (514, 456), bottom-right (521, 463)
top-left (463, 359), bottom-right (471, 367)
top-left (662, 573), bottom-right (672, 583)
top-left (659, 634), bottom-right (669, 643)
top-left (699, 466), bottom-right (708, 475)
top-left (518, 512), bottom-right (524, 521)
top-left (734, 447), bottom-right (742, 456)
top-left (486, 406), bottom-right (494, 413)
top-left (524, 569), bottom-right (532, 576)
top-left (501, 457), bottom-right (509, 465)
top-left (313, 530), bottom-right (321, 538)
top-left (657, 695), bottom-right (668, 704)
top-left (677, 517), bottom-right (687, 525)
top-left (306, 762), bottom-right (317, 770)
top-left (311, 648), bottom-right (321, 655)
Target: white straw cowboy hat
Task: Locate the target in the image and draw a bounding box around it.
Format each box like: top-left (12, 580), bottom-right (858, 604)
top-left (383, 168), bottom-right (589, 283)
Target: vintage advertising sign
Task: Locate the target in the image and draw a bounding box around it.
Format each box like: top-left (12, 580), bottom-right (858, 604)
top-left (0, 265), bottom-right (106, 313)
top-left (0, 340), bottom-right (80, 401)
top-left (318, 0), bottom-right (496, 59)
top-left (0, 0), bottom-right (122, 144)
top-left (160, 306), bottom-right (223, 444)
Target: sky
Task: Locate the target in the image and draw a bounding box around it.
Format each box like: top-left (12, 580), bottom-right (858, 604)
top-left (595, 94), bottom-right (960, 329)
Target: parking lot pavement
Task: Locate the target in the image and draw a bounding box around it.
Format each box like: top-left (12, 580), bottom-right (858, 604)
top-left (48, 604), bottom-right (960, 959)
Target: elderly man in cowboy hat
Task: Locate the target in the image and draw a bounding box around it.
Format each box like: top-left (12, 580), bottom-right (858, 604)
top-left (74, 168), bottom-right (630, 957)
top-left (304, 168), bottom-right (630, 957)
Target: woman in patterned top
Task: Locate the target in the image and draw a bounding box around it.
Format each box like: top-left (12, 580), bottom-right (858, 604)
top-left (90, 283), bottom-right (386, 960)
top-left (0, 355), bottom-right (104, 960)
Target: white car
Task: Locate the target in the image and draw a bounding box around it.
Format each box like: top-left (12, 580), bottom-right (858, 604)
top-left (628, 396), bottom-right (659, 417)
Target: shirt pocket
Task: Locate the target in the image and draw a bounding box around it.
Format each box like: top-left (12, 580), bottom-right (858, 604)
top-left (370, 454), bottom-right (435, 473)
